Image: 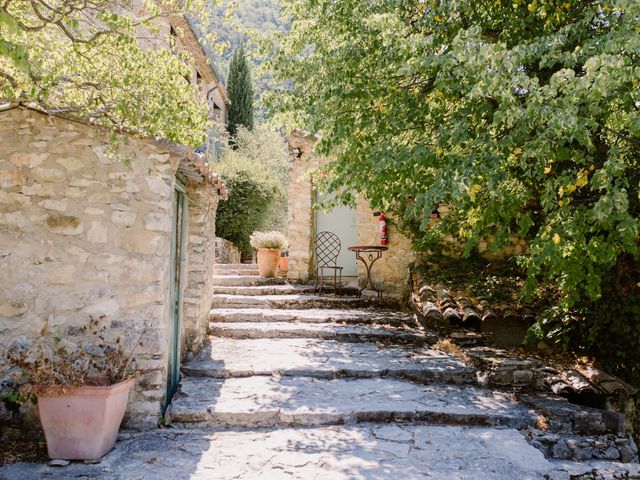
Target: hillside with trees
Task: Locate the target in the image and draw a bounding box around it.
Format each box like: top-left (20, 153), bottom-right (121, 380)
top-left (206, 0), bottom-right (286, 101)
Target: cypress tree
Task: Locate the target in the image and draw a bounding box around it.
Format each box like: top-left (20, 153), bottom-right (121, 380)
top-left (227, 44), bottom-right (255, 139)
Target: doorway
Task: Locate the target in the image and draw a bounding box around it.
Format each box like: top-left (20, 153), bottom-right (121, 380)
top-left (315, 192), bottom-right (357, 276)
top-left (165, 177), bottom-right (187, 410)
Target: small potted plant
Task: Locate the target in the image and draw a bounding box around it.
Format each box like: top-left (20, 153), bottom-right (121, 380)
top-left (6, 316), bottom-right (143, 461)
top-left (279, 249), bottom-right (289, 275)
top-left (250, 231), bottom-right (288, 277)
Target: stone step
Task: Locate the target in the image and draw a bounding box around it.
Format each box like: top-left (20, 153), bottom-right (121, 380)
top-left (169, 376), bottom-right (536, 428)
top-left (210, 307), bottom-right (417, 325)
top-left (215, 269), bottom-right (260, 276)
top-left (181, 338), bottom-right (474, 383)
top-left (216, 263), bottom-right (258, 270)
top-left (210, 293), bottom-right (395, 310)
top-left (212, 275), bottom-right (287, 287)
top-left (213, 284), bottom-right (314, 295)
top-left (208, 321), bottom-right (438, 344)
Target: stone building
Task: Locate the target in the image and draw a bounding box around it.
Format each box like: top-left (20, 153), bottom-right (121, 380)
top-left (0, 9), bottom-right (230, 430)
top-left (166, 15), bottom-right (229, 128)
top-left (286, 131), bottom-right (415, 298)
top-left (0, 105), bottom-right (226, 428)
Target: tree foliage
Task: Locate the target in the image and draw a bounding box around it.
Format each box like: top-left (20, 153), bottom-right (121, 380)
top-left (227, 44), bottom-right (255, 138)
top-left (0, 0), bottom-right (214, 146)
top-left (214, 125), bottom-right (288, 257)
top-left (264, 0), bottom-right (640, 374)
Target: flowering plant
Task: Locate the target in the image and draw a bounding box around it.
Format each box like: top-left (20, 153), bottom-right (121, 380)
top-left (250, 231), bottom-right (288, 250)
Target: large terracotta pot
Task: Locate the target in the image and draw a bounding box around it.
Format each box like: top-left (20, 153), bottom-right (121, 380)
top-left (37, 378), bottom-right (133, 460)
top-left (257, 248), bottom-right (280, 277)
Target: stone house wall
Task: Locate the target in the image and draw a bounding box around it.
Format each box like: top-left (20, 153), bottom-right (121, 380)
top-left (286, 132), bottom-right (415, 298)
top-left (136, 9), bottom-right (229, 157)
top-left (286, 133), bottom-right (322, 283)
top-left (182, 184), bottom-right (218, 358)
top-left (356, 200), bottom-right (416, 297)
top-left (0, 107), bottom-right (221, 429)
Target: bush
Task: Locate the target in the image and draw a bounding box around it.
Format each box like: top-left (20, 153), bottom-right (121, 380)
top-left (213, 126), bottom-right (288, 258)
top-left (215, 159), bottom-right (278, 257)
top-left (527, 256), bottom-right (640, 387)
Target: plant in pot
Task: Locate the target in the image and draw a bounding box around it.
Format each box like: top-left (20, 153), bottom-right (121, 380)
top-left (6, 316), bottom-right (144, 461)
top-left (279, 249), bottom-right (289, 275)
top-left (250, 230), bottom-right (288, 277)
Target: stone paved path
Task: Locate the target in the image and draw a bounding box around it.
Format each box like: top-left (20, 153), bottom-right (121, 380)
top-left (4, 425), bottom-right (639, 480)
top-left (2, 264), bottom-right (639, 479)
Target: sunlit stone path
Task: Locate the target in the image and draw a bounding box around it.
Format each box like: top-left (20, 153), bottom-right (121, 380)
top-left (2, 264), bottom-right (639, 479)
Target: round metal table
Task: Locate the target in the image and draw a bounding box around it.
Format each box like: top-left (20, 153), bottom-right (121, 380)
top-left (348, 245), bottom-right (388, 298)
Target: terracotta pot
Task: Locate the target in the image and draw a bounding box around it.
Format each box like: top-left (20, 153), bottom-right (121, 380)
top-left (37, 378), bottom-right (133, 460)
top-left (279, 255), bottom-right (289, 274)
top-left (257, 248), bottom-right (280, 277)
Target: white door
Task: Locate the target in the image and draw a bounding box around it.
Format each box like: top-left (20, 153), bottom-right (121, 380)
top-left (315, 193), bottom-right (358, 276)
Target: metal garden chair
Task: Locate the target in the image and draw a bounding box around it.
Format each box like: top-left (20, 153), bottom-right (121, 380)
top-left (314, 231), bottom-right (343, 295)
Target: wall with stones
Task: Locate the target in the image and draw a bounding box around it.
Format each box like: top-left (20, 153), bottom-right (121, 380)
top-left (356, 200), bottom-right (416, 298)
top-left (0, 107), bottom-right (218, 429)
top-left (286, 133), bottom-right (322, 283)
top-left (215, 237), bottom-right (241, 264)
top-left (182, 184), bottom-right (219, 359)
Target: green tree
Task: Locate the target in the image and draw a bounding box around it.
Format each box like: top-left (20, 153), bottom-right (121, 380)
top-left (227, 44), bottom-right (255, 138)
top-left (215, 125), bottom-right (288, 257)
top-left (264, 1), bottom-right (640, 378)
top-left (0, 0), bottom-right (214, 146)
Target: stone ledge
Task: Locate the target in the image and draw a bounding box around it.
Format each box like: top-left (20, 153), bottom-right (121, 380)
top-left (527, 428), bottom-right (639, 463)
top-left (181, 338), bottom-right (473, 383)
top-left (208, 321), bottom-right (437, 344)
top-left (169, 376), bottom-right (536, 428)
top-left (210, 307), bottom-right (418, 325)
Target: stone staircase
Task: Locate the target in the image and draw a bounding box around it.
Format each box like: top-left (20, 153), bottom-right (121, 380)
top-left (165, 264), bottom-right (640, 479)
top-left (3, 265), bottom-right (638, 479)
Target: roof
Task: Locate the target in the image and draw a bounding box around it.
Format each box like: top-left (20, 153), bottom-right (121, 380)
top-left (184, 15), bottom-right (227, 88)
top-left (0, 103), bottom-right (228, 197)
top-left (177, 151), bottom-right (228, 199)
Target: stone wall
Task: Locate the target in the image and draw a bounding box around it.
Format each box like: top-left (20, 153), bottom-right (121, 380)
top-left (286, 133), bottom-right (322, 283)
top-left (215, 237), bottom-right (241, 264)
top-left (435, 205), bottom-right (529, 259)
top-left (182, 184), bottom-right (219, 358)
top-left (356, 200), bottom-right (416, 298)
top-left (0, 107), bottom-right (219, 429)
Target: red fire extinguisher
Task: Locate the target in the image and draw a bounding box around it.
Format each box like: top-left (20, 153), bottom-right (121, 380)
top-left (379, 212), bottom-right (388, 246)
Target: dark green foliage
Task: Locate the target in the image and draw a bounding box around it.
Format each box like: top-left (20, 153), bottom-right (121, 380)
top-left (227, 44), bottom-right (255, 138)
top-left (216, 165), bottom-right (276, 257)
top-left (529, 257), bottom-right (640, 386)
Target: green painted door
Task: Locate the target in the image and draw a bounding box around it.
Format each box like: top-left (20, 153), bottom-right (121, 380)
top-left (165, 179), bottom-right (187, 410)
